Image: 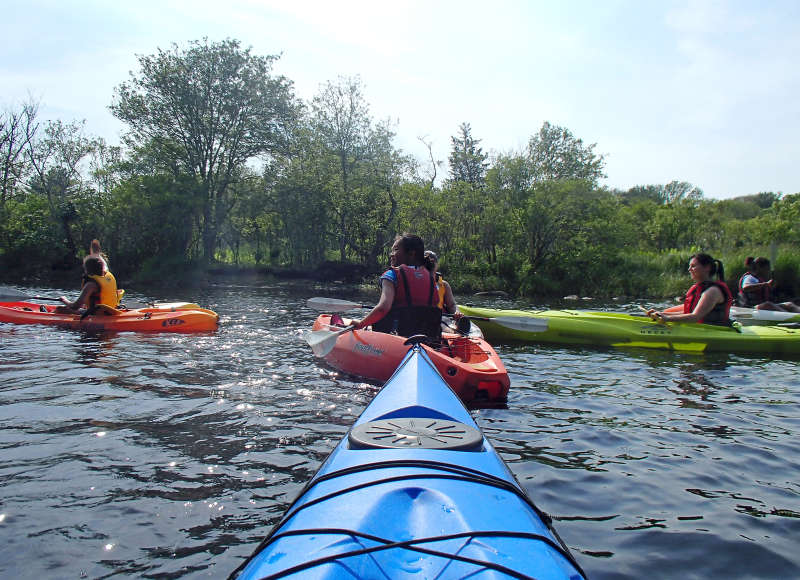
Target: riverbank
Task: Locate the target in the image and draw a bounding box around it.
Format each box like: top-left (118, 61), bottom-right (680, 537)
top-left (3, 252), bottom-right (799, 303)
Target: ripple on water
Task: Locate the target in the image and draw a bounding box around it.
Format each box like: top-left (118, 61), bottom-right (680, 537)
top-left (1, 286), bottom-right (798, 578)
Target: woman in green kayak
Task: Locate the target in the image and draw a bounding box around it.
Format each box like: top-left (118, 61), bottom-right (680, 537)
top-left (647, 253), bottom-right (733, 325)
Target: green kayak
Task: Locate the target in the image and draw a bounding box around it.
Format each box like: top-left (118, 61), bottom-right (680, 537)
top-left (459, 306), bottom-right (800, 355)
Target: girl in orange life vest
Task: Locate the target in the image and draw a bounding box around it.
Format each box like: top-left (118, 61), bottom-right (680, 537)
top-left (353, 234), bottom-right (442, 338)
top-left (424, 250), bottom-right (461, 318)
top-left (56, 257), bottom-right (118, 312)
top-left (647, 253), bottom-right (734, 325)
top-left (738, 256), bottom-right (800, 313)
top-left (87, 238), bottom-right (109, 274)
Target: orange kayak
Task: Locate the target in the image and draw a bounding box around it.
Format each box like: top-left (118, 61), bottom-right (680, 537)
top-left (311, 314), bottom-right (509, 405)
top-left (0, 301), bottom-right (219, 333)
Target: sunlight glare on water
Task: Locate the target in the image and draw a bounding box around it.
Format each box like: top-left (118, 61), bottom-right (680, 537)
top-left (0, 281), bottom-right (798, 579)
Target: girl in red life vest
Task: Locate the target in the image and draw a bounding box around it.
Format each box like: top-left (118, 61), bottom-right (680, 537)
top-left (353, 234), bottom-right (442, 339)
top-left (647, 253), bottom-right (733, 325)
top-left (738, 256), bottom-right (800, 313)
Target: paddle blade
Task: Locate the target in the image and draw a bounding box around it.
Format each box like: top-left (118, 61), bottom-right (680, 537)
top-left (0, 294), bottom-right (63, 302)
top-left (307, 297), bottom-right (368, 311)
top-left (491, 316), bottom-right (550, 333)
top-left (307, 325), bottom-right (354, 357)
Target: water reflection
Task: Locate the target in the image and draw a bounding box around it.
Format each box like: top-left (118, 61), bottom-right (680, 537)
top-left (1, 283), bottom-right (799, 579)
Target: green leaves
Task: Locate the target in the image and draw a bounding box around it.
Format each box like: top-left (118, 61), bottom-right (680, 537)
top-left (111, 39), bottom-right (299, 263)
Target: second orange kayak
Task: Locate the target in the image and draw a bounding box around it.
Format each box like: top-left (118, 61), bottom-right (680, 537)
top-left (0, 301), bottom-right (219, 333)
top-left (311, 314), bottom-right (509, 405)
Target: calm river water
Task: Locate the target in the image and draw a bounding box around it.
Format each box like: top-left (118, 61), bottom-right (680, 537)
top-left (0, 280), bottom-right (798, 579)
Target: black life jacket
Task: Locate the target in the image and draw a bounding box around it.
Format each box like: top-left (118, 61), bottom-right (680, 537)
top-left (372, 265), bottom-right (442, 340)
top-left (737, 272), bottom-right (770, 307)
top-left (684, 280), bottom-right (733, 325)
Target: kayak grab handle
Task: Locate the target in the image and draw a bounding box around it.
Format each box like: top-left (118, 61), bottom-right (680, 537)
top-left (404, 334), bottom-right (433, 347)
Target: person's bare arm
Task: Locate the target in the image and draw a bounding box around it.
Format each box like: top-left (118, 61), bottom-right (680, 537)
top-left (353, 280), bottom-right (395, 329)
top-left (59, 282), bottom-right (98, 311)
top-left (649, 286), bottom-right (723, 322)
top-left (443, 281), bottom-right (460, 317)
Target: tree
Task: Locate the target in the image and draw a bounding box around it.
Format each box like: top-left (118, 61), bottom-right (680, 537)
top-left (763, 193), bottom-right (800, 244)
top-left (104, 173), bottom-right (202, 274)
top-left (26, 119), bottom-right (98, 263)
top-left (310, 76), bottom-right (406, 268)
top-left (447, 122), bottom-right (488, 186)
top-left (111, 38), bottom-right (298, 263)
top-left (617, 184), bottom-right (663, 205)
top-left (311, 75), bottom-right (371, 261)
top-left (417, 135), bottom-right (441, 191)
top-left (661, 180), bottom-right (703, 204)
top-left (734, 191), bottom-right (781, 209)
top-left (1, 99), bottom-right (39, 207)
top-left (526, 122), bottom-right (605, 185)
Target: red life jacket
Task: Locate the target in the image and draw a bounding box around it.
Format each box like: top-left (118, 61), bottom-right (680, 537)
top-left (737, 271), bottom-right (770, 307)
top-left (373, 265), bottom-right (442, 339)
top-left (393, 265), bottom-right (437, 308)
top-left (684, 280), bottom-right (733, 325)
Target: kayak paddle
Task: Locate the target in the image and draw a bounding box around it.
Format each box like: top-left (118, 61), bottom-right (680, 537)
top-left (638, 305), bottom-right (672, 325)
top-left (0, 294), bottom-right (64, 302)
top-left (0, 293), bottom-right (202, 311)
top-left (307, 297), bottom-right (370, 311)
top-left (308, 298), bottom-right (548, 333)
top-left (638, 305), bottom-right (664, 321)
top-left (467, 315), bottom-right (549, 333)
top-left (307, 325), bottom-right (356, 357)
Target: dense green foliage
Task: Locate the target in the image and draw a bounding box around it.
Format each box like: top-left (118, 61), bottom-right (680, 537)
top-left (2, 39), bottom-right (798, 300)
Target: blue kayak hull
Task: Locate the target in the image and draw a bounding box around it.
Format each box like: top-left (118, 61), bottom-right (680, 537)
top-left (232, 345), bottom-right (585, 579)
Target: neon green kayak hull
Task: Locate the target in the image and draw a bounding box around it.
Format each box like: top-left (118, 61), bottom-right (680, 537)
top-left (459, 306), bottom-right (800, 355)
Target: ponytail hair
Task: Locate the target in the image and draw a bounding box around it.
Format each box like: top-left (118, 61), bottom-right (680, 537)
top-left (713, 259), bottom-right (725, 281)
top-left (692, 252), bottom-right (725, 281)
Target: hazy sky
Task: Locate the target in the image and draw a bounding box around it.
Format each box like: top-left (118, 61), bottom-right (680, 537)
top-left (3, 0), bottom-right (799, 198)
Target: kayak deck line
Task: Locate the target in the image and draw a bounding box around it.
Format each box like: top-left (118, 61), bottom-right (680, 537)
top-left (258, 528), bottom-right (579, 580)
top-left (239, 458), bottom-right (583, 579)
top-left (279, 461), bottom-right (546, 523)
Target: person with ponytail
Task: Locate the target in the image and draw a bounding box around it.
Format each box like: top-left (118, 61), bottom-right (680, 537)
top-left (739, 256), bottom-right (800, 312)
top-left (424, 250), bottom-right (460, 317)
top-left (353, 234), bottom-right (443, 340)
top-left (56, 256), bottom-right (119, 313)
top-left (87, 239), bottom-right (109, 274)
top-left (647, 253), bottom-right (734, 325)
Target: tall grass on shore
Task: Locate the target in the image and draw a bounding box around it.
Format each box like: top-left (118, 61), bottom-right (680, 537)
top-left (444, 246), bottom-right (800, 301)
